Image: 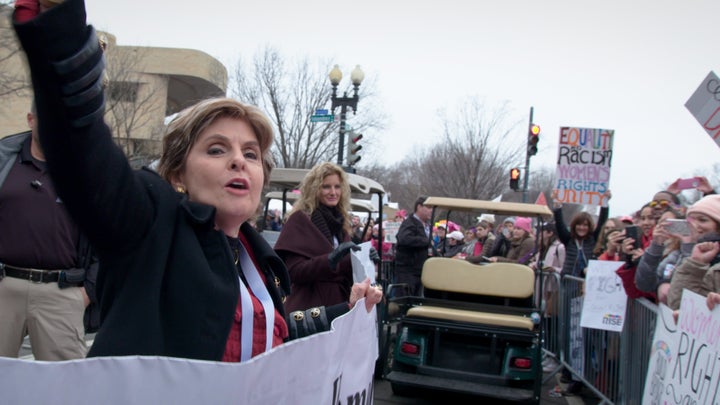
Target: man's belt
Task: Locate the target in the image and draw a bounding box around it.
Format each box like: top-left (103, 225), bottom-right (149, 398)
top-left (0, 263), bottom-right (61, 283)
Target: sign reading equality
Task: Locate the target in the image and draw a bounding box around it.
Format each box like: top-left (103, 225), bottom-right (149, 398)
top-left (685, 71), bottom-right (720, 147)
top-left (552, 127), bottom-right (614, 207)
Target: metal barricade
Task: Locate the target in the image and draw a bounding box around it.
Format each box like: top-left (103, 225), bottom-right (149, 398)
top-left (619, 297), bottom-right (657, 404)
top-left (540, 271), bottom-right (563, 379)
top-left (556, 275), bottom-right (658, 404)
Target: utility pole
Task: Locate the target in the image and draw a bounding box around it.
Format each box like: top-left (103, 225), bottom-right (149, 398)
top-left (523, 107), bottom-right (533, 203)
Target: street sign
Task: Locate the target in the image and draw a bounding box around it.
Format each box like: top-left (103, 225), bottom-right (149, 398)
top-left (315, 109), bottom-right (329, 115)
top-left (310, 114), bottom-right (334, 123)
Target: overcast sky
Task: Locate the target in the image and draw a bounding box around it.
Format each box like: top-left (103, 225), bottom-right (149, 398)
top-left (84, 0), bottom-right (719, 217)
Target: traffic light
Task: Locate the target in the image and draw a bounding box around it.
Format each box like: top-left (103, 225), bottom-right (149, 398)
top-left (527, 124), bottom-right (540, 156)
top-left (347, 132), bottom-right (363, 166)
top-left (510, 168), bottom-right (521, 191)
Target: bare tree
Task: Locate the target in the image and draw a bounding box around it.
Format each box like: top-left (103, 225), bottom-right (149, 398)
top-left (103, 44), bottom-right (164, 166)
top-left (0, 3), bottom-right (31, 100)
top-left (421, 98), bottom-right (524, 201)
top-left (364, 98), bottom-right (526, 227)
top-left (229, 46), bottom-right (386, 169)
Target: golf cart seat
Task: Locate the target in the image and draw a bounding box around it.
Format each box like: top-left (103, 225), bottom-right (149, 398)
top-left (406, 258), bottom-right (536, 331)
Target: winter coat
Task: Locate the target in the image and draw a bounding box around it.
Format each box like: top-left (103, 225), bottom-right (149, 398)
top-left (554, 206), bottom-right (609, 277)
top-left (274, 211), bottom-right (353, 313)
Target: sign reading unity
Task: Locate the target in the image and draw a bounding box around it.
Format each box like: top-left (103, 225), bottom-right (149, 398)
top-left (580, 260), bottom-right (627, 332)
top-left (553, 127), bottom-right (614, 207)
top-left (643, 290), bottom-right (720, 404)
top-left (0, 302), bottom-right (378, 405)
top-left (685, 71), bottom-right (720, 147)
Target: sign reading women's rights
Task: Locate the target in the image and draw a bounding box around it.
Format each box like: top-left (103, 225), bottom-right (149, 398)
top-left (643, 290), bottom-right (720, 404)
top-left (553, 127), bottom-right (614, 207)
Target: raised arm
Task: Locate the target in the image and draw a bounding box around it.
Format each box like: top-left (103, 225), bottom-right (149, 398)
top-left (13, 0), bottom-right (155, 254)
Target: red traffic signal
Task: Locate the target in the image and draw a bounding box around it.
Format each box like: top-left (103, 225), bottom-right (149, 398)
top-left (347, 132), bottom-right (363, 166)
top-left (527, 124), bottom-right (540, 156)
top-left (510, 168), bottom-right (521, 191)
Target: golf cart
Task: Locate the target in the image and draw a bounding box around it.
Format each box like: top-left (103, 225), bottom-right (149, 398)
top-left (383, 197), bottom-right (552, 404)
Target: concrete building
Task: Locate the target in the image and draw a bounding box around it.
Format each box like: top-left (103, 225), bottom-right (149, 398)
top-left (0, 4), bottom-right (227, 166)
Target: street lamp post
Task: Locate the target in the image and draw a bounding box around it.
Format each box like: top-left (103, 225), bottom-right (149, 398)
top-left (328, 64), bottom-right (364, 166)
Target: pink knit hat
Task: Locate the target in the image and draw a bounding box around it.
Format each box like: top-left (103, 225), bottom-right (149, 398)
top-left (514, 217), bottom-right (533, 234)
top-left (688, 195), bottom-right (720, 226)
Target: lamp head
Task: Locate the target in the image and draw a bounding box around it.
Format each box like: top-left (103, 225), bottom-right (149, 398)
top-left (350, 65), bottom-right (365, 86)
top-left (328, 64), bottom-right (342, 86)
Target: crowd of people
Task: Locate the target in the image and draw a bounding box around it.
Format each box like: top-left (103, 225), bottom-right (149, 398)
top-left (5, 3), bottom-right (720, 404)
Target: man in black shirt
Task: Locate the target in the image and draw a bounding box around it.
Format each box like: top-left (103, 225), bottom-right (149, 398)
top-left (394, 196), bottom-right (433, 296)
top-left (0, 107), bottom-right (94, 360)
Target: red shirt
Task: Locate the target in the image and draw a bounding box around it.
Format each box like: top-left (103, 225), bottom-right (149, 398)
top-left (222, 234), bottom-right (289, 362)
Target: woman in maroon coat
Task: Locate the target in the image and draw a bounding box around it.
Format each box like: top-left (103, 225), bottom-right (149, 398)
top-left (275, 163), bottom-right (357, 312)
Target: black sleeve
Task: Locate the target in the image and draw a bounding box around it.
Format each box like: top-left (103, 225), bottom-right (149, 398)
top-left (553, 208), bottom-right (571, 245)
top-left (594, 206), bottom-right (610, 241)
top-left (13, 0), bottom-right (155, 255)
top-left (286, 303), bottom-right (349, 340)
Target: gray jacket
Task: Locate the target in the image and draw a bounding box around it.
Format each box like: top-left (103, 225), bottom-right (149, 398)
top-left (667, 257), bottom-right (720, 310)
top-left (635, 241), bottom-right (692, 294)
top-left (0, 131), bottom-right (28, 188)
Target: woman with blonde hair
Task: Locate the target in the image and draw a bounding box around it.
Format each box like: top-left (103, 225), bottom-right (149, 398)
top-left (275, 162), bottom-right (366, 312)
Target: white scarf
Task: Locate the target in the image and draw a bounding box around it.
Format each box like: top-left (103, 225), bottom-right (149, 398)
top-left (236, 242), bottom-right (275, 362)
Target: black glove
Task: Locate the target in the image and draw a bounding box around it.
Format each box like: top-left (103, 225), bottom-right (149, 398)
top-left (328, 241), bottom-right (360, 269)
top-left (369, 247), bottom-right (381, 264)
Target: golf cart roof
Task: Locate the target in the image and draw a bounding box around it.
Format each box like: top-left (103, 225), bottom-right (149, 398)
top-left (268, 168), bottom-right (385, 195)
top-left (423, 196), bottom-right (553, 218)
top-left (264, 191), bottom-right (376, 213)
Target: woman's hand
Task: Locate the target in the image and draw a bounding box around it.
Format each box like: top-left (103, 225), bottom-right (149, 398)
top-left (707, 292), bottom-right (720, 310)
top-left (652, 220), bottom-right (670, 245)
top-left (349, 278), bottom-right (383, 313)
top-left (605, 230), bottom-right (624, 255)
top-left (621, 237), bottom-right (643, 261)
top-left (691, 241), bottom-right (720, 265)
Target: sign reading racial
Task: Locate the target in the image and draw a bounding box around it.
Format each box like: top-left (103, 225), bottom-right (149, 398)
top-left (643, 290), bottom-right (720, 405)
top-left (553, 127), bottom-right (614, 207)
top-left (685, 71), bottom-right (720, 147)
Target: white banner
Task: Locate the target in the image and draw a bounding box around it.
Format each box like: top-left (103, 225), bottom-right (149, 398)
top-left (685, 71), bottom-right (720, 147)
top-left (643, 290), bottom-right (720, 405)
top-left (580, 260), bottom-right (627, 332)
top-left (0, 301), bottom-right (378, 405)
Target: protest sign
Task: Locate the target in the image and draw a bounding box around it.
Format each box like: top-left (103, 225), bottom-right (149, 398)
top-left (351, 241), bottom-right (376, 283)
top-left (580, 260), bottom-right (627, 332)
top-left (0, 301), bottom-right (378, 405)
top-left (643, 290), bottom-right (720, 404)
top-left (553, 127), bottom-right (614, 207)
top-left (384, 221), bottom-right (401, 244)
top-left (685, 71), bottom-right (720, 147)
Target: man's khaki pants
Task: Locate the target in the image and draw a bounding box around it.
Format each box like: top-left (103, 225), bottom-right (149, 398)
top-left (0, 276), bottom-right (87, 360)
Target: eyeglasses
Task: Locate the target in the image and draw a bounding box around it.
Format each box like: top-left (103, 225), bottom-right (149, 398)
top-left (649, 200), bottom-right (671, 208)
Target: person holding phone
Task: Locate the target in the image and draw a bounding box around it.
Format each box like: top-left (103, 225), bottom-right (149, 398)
top-left (615, 203), bottom-right (658, 301)
top-left (667, 195), bottom-right (720, 310)
top-left (635, 207), bottom-right (692, 305)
